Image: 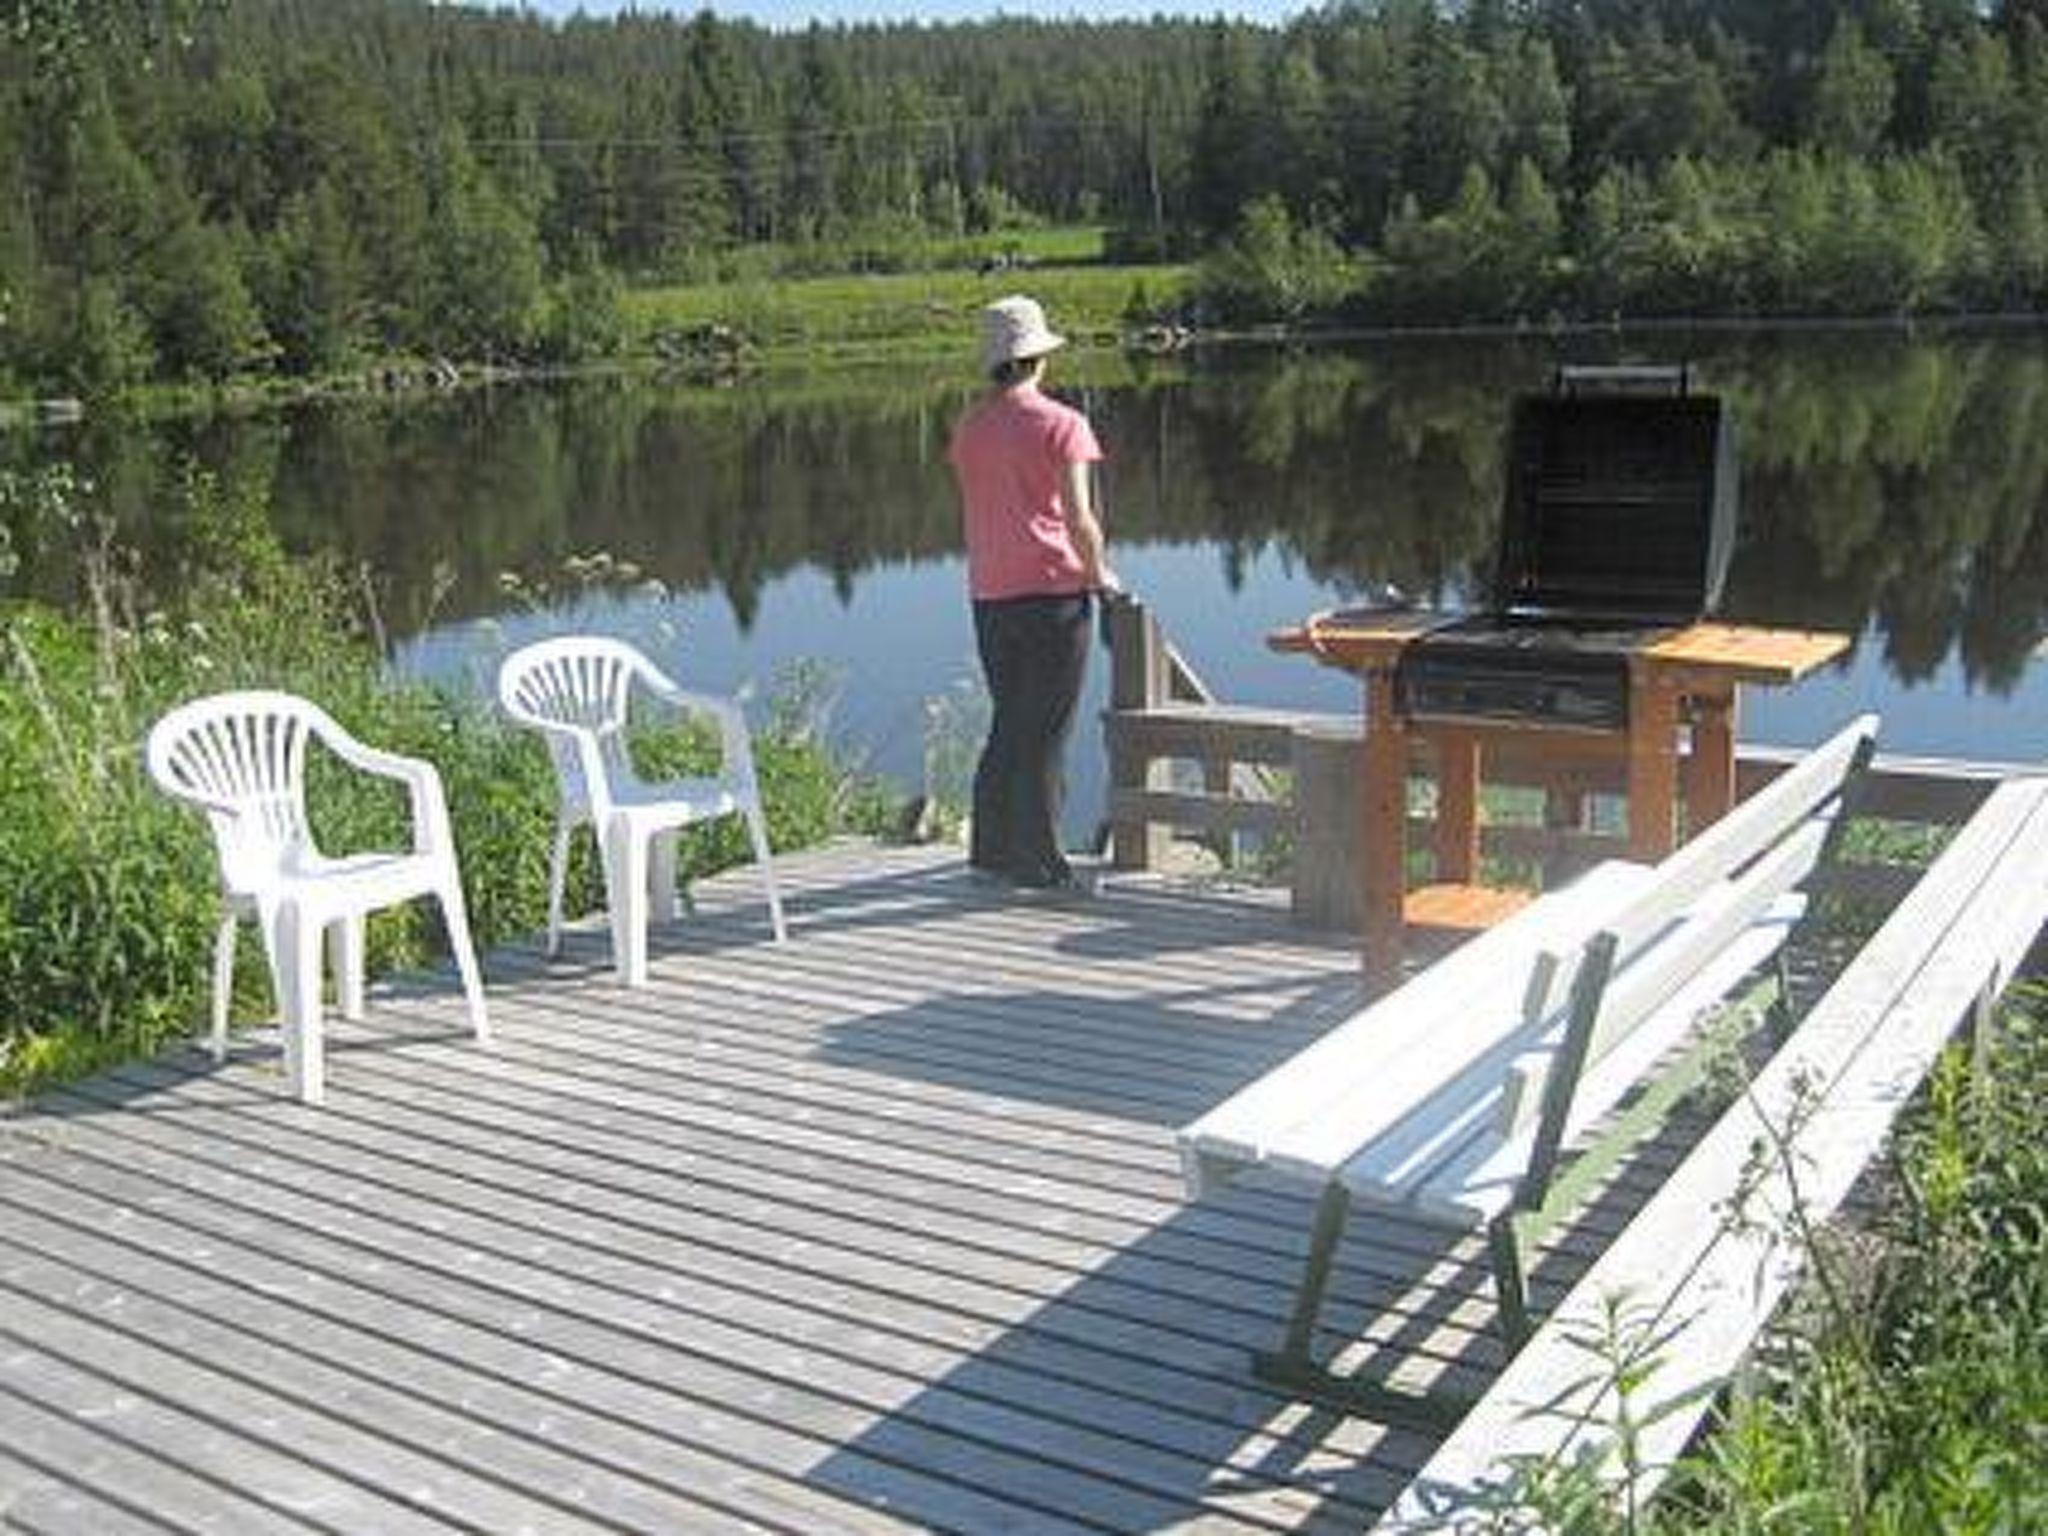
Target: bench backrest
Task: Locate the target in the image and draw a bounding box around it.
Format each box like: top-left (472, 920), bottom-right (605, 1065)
top-left (1504, 713), bottom-right (1878, 1201)
top-left (1179, 858), bottom-right (1656, 1199)
top-left (1375, 769), bottom-right (2048, 1533)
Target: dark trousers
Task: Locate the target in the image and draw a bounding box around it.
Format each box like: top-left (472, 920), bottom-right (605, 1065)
top-left (970, 591), bottom-right (1093, 882)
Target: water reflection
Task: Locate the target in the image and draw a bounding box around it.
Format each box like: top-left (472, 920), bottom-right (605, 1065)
top-left (8, 329), bottom-right (2047, 766)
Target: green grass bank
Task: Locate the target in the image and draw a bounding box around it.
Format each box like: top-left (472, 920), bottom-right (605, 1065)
top-left (0, 467), bottom-right (894, 1101)
top-left (621, 228), bottom-right (1192, 366)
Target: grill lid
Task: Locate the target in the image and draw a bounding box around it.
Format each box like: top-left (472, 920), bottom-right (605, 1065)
top-left (1491, 368), bottom-right (1737, 626)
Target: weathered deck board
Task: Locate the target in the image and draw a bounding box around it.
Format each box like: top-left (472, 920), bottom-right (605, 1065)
top-left (0, 842), bottom-right (1678, 1533)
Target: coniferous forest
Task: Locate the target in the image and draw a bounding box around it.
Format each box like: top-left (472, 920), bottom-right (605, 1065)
top-left (7, 0), bottom-right (2048, 395)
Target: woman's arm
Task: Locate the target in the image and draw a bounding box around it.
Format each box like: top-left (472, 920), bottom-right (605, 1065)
top-left (1061, 457), bottom-right (1117, 590)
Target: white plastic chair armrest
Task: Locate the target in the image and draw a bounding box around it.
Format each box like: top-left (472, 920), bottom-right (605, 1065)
top-left (643, 676), bottom-right (743, 729)
top-left (315, 724), bottom-right (456, 857)
top-left (642, 678), bottom-right (757, 785)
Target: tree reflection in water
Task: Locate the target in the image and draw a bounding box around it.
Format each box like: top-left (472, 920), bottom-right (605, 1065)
top-left (9, 328), bottom-right (2047, 704)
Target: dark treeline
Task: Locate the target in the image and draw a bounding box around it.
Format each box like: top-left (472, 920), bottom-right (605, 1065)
top-left (8, 0), bottom-right (2048, 394)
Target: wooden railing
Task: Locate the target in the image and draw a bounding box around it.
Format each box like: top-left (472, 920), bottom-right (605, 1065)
top-left (1100, 594), bottom-right (2019, 929)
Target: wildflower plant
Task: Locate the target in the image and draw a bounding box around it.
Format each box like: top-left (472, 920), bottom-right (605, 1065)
top-left (0, 462), bottom-right (899, 1100)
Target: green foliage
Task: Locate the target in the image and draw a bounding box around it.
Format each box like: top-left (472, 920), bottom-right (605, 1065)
top-left (258, 181), bottom-right (369, 375)
top-left (0, 463), bottom-right (896, 1101)
top-left (1493, 987), bottom-right (2048, 1532)
top-left (1656, 993), bottom-right (2048, 1530)
top-left (425, 141), bottom-right (546, 360)
top-left (622, 256), bottom-right (1190, 362)
top-left (966, 183), bottom-right (1038, 236)
top-left (535, 248), bottom-right (630, 367)
top-left (144, 214), bottom-right (266, 381)
top-left (1368, 159), bottom-right (1571, 321)
top-left (1810, 19), bottom-right (1898, 157)
top-left (59, 276), bottom-right (154, 395)
top-left (1198, 196), bottom-right (1359, 324)
top-left (8, 0), bottom-right (2048, 400)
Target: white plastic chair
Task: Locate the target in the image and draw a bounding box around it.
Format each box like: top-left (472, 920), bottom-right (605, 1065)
top-left (145, 690), bottom-right (490, 1105)
top-left (497, 636), bottom-right (787, 987)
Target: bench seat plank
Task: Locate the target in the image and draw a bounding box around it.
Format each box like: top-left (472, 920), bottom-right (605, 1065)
top-left (1179, 861), bottom-right (1653, 1196)
top-left (1378, 899), bottom-right (1797, 1229)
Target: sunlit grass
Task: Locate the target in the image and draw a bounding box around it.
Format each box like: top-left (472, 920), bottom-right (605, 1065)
top-left (623, 246), bottom-right (1193, 363)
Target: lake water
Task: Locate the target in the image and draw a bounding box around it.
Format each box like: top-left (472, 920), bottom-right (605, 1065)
top-left (17, 328), bottom-right (2048, 837)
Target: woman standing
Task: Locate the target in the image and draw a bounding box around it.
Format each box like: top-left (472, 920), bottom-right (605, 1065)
top-left (947, 295), bottom-right (1117, 892)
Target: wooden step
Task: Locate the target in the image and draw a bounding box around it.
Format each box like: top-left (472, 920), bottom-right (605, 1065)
top-left (1403, 882), bottom-right (1535, 933)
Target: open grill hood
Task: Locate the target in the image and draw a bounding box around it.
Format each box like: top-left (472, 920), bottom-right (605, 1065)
top-left (1397, 367), bottom-right (1740, 732)
top-left (1493, 383), bottom-right (1737, 626)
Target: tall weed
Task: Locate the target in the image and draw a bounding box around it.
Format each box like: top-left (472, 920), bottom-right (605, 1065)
top-left (1495, 986), bottom-right (2048, 1532)
top-left (0, 464), bottom-right (895, 1098)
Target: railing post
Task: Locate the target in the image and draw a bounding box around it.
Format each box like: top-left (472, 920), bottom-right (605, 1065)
top-left (1290, 723), bottom-right (1362, 930)
top-left (1105, 594), bottom-right (1173, 871)
top-left (1201, 750), bottom-right (1234, 865)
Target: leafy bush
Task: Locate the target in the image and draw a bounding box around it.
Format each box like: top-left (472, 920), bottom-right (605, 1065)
top-left (534, 248), bottom-right (630, 365)
top-left (1655, 986), bottom-right (2048, 1531)
top-left (0, 465), bottom-right (896, 1099)
top-left (1493, 985), bottom-right (2048, 1532)
top-left (1196, 196), bottom-right (1362, 325)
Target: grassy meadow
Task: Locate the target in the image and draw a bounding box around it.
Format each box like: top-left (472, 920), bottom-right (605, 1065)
top-left (621, 226), bottom-right (1193, 364)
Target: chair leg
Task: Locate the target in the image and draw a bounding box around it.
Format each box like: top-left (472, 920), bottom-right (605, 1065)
top-left (603, 820), bottom-right (650, 987)
top-left (546, 818), bottom-right (573, 959)
top-left (253, 897), bottom-right (289, 1026)
top-left (208, 912), bottom-right (237, 1063)
top-left (745, 802), bottom-right (788, 942)
top-left (649, 830), bottom-right (680, 924)
top-left (277, 900), bottom-right (326, 1106)
top-left (438, 876), bottom-right (491, 1043)
top-left (330, 915), bottom-right (366, 1022)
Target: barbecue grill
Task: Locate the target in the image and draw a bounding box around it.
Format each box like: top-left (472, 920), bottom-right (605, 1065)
top-left (1396, 365), bottom-right (1738, 732)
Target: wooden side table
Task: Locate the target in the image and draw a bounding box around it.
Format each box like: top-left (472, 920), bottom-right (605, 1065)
top-left (1273, 615), bottom-right (1850, 987)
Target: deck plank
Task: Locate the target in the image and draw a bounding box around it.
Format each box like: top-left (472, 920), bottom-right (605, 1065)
top-left (0, 843), bottom-right (1669, 1533)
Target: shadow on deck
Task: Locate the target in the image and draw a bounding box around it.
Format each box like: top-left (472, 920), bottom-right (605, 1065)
top-left (0, 842), bottom-right (1695, 1535)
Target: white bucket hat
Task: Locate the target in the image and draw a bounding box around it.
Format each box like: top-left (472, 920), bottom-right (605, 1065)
top-left (980, 294), bottom-right (1066, 371)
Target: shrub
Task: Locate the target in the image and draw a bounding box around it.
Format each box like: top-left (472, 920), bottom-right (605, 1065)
top-left (1658, 987), bottom-right (2048, 1531)
top-left (0, 465), bottom-right (896, 1099)
top-left (1196, 195), bottom-right (1360, 325)
top-left (1492, 984), bottom-right (2048, 1532)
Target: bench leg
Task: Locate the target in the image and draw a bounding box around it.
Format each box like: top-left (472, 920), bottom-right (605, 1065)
top-left (1489, 1215), bottom-right (1532, 1351)
top-left (1766, 947), bottom-right (1797, 1047)
top-left (1254, 1183), bottom-right (1471, 1431)
top-left (1262, 1182), bottom-right (1351, 1378)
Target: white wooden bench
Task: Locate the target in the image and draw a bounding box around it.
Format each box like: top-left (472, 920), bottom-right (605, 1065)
top-left (1176, 714), bottom-right (1879, 1424)
top-left (1376, 767), bottom-right (2048, 1530)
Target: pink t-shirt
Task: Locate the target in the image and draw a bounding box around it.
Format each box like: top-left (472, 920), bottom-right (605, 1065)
top-left (947, 383), bottom-right (1104, 601)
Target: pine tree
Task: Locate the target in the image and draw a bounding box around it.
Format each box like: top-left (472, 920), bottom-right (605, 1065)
top-left (1324, 22), bottom-right (1409, 243)
top-left (262, 179), bottom-right (367, 374)
top-left (1810, 18), bottom-right (1897, 158)
top-left (1188, 23), bottom-right (1268, 242)
top-left (1404, 26), bottom-right (1504, 211)
top-left (145, 210), bottom-right (266, 380)
top-left (423, 131), bottom-right (544, 358)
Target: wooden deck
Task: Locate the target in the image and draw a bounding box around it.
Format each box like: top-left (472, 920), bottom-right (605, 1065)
top-left (0, 842), bottom-right (1690, 1534)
